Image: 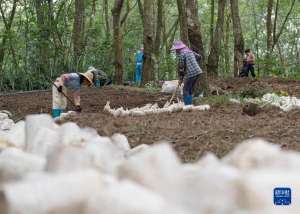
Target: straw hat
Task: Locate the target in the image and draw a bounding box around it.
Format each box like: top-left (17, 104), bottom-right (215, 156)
top-left (80, 70), bottom-right (94, 86)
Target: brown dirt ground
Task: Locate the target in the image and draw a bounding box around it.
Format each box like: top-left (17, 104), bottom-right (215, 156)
top-left (210, 77), bottom-right (300, 96)
top-left (1, 78), bottom-right (300, 162)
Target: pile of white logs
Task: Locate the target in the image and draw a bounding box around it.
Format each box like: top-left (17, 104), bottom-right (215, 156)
top-left (0, 111), bottom-right (14, 131)
top-left (104, 101), bottom-right (210, 117)
top-left (244, 93), bottom-right (300, 111)
top-left (0, 114), bottom-right (299, 213)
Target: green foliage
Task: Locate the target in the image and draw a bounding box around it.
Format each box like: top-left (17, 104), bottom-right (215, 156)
top-left (239, 86), bottom-right (271, 98)
top-left (111, 84), bottom-right (159, 94)
top-left (194, 95), bottom-right (237, 107)
top-left (0, 0), bottom-right (300, 91)
top-left (144, 81), bottom-right (160, 93)
top-left (158, 54), bottom-right (177, 80)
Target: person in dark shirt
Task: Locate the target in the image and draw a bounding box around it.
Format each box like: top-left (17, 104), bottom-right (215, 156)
top-left (245, 49), bottom-right (256, 77)
top-left (171, 41), bottom-right (203, 105)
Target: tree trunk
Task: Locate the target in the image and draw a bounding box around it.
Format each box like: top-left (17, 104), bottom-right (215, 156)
top-left (186, 0), bottom-right (208, 96)
top-left (73, 0), bottom-right (85, 70)
top-left (176, 0), bottom-right (189, 45)
top-left (48, 0), bottom-right (64, 52)
top-left (272, 0), bottom-right (296, 50)
top-left (142, 0), bottom-right (155, 84)
top-left (24, 0), bottom-right (30, 82)
top-left (103, 0), bottom-right (111, 41)
top-left (35, 0), bottom-right (50, 74)
top-left (186, 0), bottom-right (205, 67)
top-left (112, 0), bottom-right (124, 84)
top-left (230, 0), bottom-right (244, 77)
top-left (294, 27), bottom-right (300, 68)
top-left (265, 0), bottom-right (296, 74)
top-left (266, 0), bottom-right (273, 72)
top-left (224, 11), bottom-right (230, 73)
top-left (276, 42), bottom-right (288, 77)
top-left (153, 0), bottom-right (164, 80)
top-left (207, 0), bottom-right (227, 76)
top-left (249, 0), bottom-right (260, 76)
top-left (210, 0), bottom-right (215, 50)
top-left (162, 18), bottom-right (178, 55)
top-left (0, 0), bottom-right (18, 88)
top-left (137, 0), bottom-right (144, 23)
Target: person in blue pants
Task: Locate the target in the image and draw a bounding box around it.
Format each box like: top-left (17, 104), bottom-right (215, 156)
top-left (135, 48), bottom-right (144, 86)
top-left (171, 41), bottom-right (202, 105)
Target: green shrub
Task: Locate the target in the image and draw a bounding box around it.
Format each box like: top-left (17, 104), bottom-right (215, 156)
top-left (194, 95), bottom-right (238, 107)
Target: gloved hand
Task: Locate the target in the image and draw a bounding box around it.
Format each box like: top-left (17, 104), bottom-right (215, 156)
top-left (75, 105), bottom-right (82, 113)
top-left (57, 86), bottom-right (63, 93)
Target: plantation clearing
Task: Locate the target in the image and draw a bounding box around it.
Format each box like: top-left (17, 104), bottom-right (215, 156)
top-left (1, 78), bottom-right (300, 162)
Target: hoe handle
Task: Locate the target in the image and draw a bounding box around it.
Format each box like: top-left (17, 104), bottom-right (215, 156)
top-left (48, 77), bottom-right (77, 107)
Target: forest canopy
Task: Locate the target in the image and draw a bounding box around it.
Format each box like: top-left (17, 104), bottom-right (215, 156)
top-left (0, 0), bottom-right (299, 91)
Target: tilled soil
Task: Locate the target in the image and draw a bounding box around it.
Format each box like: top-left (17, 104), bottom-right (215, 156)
top-left (210, 77), bottom-right (300, 97)
top-left (1, 78), bottom-right (300, 162)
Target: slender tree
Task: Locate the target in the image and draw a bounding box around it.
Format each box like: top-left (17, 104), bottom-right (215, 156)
top-left (210, 0), bottom-right (215, 49)
top-left (176, 0), bottom-right (189, 45)
top-left (0, 0), bottom-right (18, 88)
top-left (224, 10), bottom-right (230, 73)
top-left (162, 18), bottom-right (179, 55)
top-left (186, 0), bottom-right (208, 96)
top-left (266, 0), bottom-right (296, 72)
top-left (112, 0), bottom-right (125, 84)
top-left (103, 0), bottom-right (110, 41)
top-left (35, 0), bottom-right (50, 74)
top-left (266, 0), bottom-right (274, 71)
top-left (272, 0), bottom-right (296, 50)
top-left (153, 0), bottom-right (164, 80)
top-left (142, 0), bottom-right (155, 84)
top-left (137, 0), bottom-right (144, 23)
top-left (73, 0), bottom-right (85, 70)
top-left (249, 0), bottom-right (260, 75)
top-left (207, 0), bottom-right (227, 76)
top-left (230, 0), bottom-right (244, 77)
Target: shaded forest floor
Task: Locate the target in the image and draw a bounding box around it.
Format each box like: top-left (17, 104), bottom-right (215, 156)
top-left (1, 77), bottom-right (300, 162)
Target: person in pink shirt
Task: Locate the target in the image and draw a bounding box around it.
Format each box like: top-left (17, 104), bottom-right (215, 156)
top-left (245, 49), bottom-right (256, 77)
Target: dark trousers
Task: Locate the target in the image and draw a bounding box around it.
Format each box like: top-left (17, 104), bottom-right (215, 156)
top-left (99, 79), bottom-right (112, 86)
top-left (246, 64), bottom-right (255, 77)
top-left (183, 75), bottom-right (199, 97)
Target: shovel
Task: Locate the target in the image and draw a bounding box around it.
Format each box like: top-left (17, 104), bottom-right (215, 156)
top-left (163, 82), bottom-right (180, 108)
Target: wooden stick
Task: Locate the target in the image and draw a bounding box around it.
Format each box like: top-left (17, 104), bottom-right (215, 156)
top-left (48, 78), bottom-right (77, 107)
top-left (164, 83), bottom-right (180, 107)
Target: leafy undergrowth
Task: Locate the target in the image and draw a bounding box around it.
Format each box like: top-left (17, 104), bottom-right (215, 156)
top-left (237, 85), bottom-right (272, 98)
top-left (194, 95), bottom-right (238, 107)
top-left (110, 85), bottom-right (160, 94)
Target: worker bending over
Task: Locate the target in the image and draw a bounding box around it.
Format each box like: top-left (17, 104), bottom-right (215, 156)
top-left (52, 67), bottom-right (108, 118)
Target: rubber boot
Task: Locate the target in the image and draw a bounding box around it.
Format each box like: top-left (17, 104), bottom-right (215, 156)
top-left (95, 79), bottom-right (101, 88)
top-left (183, 95), bottom-right (193, 105)
top-left (51, 109), bottom-right (62, 118)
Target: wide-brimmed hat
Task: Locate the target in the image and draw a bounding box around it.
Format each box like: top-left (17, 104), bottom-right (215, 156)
top-left (80, 70), bottom-right (94, 86)
top-left (170, 41), bottom-right (187, 51)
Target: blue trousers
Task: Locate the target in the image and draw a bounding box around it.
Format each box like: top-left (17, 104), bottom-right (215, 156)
top-left (183, 75), bottom-right (200, 105)
top-left (183, 75), bottom-right (199, 97)
top-left (135, 63), bottom-right (143, 84)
